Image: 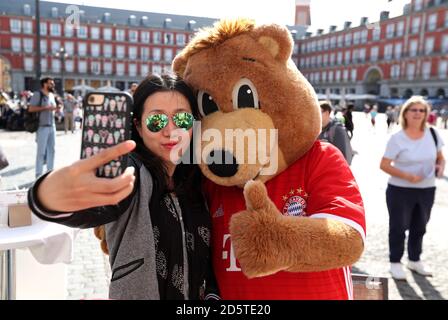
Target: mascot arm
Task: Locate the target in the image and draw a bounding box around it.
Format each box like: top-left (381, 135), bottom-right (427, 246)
top-left (229, 180), bottom-right (364, 278)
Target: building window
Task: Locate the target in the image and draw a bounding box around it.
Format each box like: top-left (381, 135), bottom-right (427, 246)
top-left (344, 34), bottom-right (352, 47)
top-left (152, 64), bottom-right (162, 75)
top-left (317, 55), bottom-right (322, 66)
top-left (337, 35), bottom-right (343, 48)
top-left (323, 38), bottom-right (329, 50)
top-left (129, 46), bottom-right (137, 59)
top-left (52, 59), bottom-right (61, 73)
top-left (359, 48), bottom-right (366, 62)
top-left (164, 33), bottom-right (174, 45)
top-left (409, 39), bottom-right (419, 57)
top-left (104, 62), bottom-right (112, 75)
top-left (328, 71), bottom-right (334, 82)
top-left (330, 37), bottom-right (336, 48)
top-left (116, 63), bottom-right (125, 76)
top-left (50, 23), bottom-right (61, 36)
top-left (23, 38), bottom-right (33, 53)
top-left (78, 42), bottom-right (87, 57)
top-left (176, 34), bottom-right (186, 46)
top-left (427, 14), bottom-right (438, 31)
top-left (322, 71), bottom-right (327, 83)
top-left (396, 21), bottom-right (405, 37)
top-left (335, 70), bottom-right (341, 81)
top-left (412, 17), bottom-right (421, 34)
top-left (317, 40), bottom-right (322, 51)
top-left (141, 64), bottom-right (149, 77)
top-left (442, 35), bottom-right (448, 54)
top-left (141, 32), bottom-right (150, 43)
top-left (78, 61), bottom-right (87, 73)
top-left (91, 44), bottom-right (100, 57)
top-left (372, 27), bottom-right (381, 41)
top-left (104, 44), bottom-right (112, 58)
top-left (353, 32), bottom-right (360, 45)
top-left (164, 49), bottom-right (173, 62)
top-left (91, 61), bottom-right (101, 75)
top-left (129, 64), bottom-right (137, 77)
top-left (78, 26), bottom-right (87, 38)
top-left (65, 42), bottom-right (74, 55)
top-left (129, 30), bottom-right (138, 42)
top-left (370, 46), bottom-right (379, 62)
top-left (40, 22), bottom-right (47, 36)
top-left (391, 65), bottom-right (400, 80)
top-left (141, 47), bottom-right (150, 60)
top-left (394, 43), bottom-right (402, 59)
top-left (343, 70), bottom-right (349, 82)
top-left (407, 63), bottom-right (415, 80)
top-left (41, 59), bottom-right (48, 72)
top-left (65, 25), bottom-right (73, 37)
top-left (153, 32), bottom-right (161, 44)
top-left (445, 12), bottom-right (448, 27)
top-left (153, 48), bottom-right (161, 61)
top-left (294, 43), bottom-right (299, 55)
top-left (323, 54), bottom-right (328, 66)
top-left (414, 0), bottom-right (423, 11)
top-left (24, 57), bottom-right (33, 71)
top-left (439, 61), bottom-right (448, 79)
top-left (337, 52), bottom-right (343, 65)
top-left (116, 46), bottom-right (125, 59)
top-left (51, 40), bottom-right (61, 54)
top-left (329, 53), bottom-right (335, 66)
top-left (344, 51), bottom-right (351, 64)
top-left (91, 27), bottom-right (100, 40)
top-left (351, 69), bottom-right (357, 82)
top-left (422, 61), bottom-right (431, 80)
top-left (386, 24), bottom-right (395, 39)
top-left (384, 44), bottom-right (393, 60)
top-left (361, 30), bottom-right (368, 43)
top-left (425, 37), bottom-right (434, 55)
top-left (103, 28), bottom-right (112, 40)
top-left (40, 40), bottom-right (47, 54)
top-left (65, 60), bottom-right (74, 72)
top-left (10, 19), bottom-right (21, 33)
top-left (116, 29), bottom-right (125, 41)
top-left (23, 21), bottom-right (32, 34)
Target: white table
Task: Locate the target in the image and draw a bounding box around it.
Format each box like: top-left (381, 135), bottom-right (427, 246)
top-left (0, 216), bottom-right (76, 300)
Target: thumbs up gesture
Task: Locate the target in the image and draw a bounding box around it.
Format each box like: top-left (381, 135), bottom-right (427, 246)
top-left (229, 180), bottom-right (289, 278)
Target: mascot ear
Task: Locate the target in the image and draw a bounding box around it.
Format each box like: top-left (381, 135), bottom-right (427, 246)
top-left (253, 24), bottom-right (293, 63)
top-left (172, 54), bottom-right (188, 78)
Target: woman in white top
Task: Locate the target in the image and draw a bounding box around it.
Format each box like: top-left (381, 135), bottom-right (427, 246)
top-left (380, 96), bottom-right (445, 280)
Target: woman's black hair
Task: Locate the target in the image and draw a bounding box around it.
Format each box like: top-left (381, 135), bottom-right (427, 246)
top-left (131, 73), bottom-right (201, 197)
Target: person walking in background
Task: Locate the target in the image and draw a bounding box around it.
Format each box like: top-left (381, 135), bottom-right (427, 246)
top-left (63, 94), bottom-right (77, 134)
top-left (319, 101), bottom-right (353, 165)
top-left (380, 96), bottom-right (445, 280)
top-left (343, 104), bottom-right (354, 139)
top-left (370, 105), bottom-right (378, 128)
top-left (386, 106), bottom-right (395, 131)
top-left (28, 77), bottom-right (59, 178)
top-left (440, 106), bottom-right (448, 129)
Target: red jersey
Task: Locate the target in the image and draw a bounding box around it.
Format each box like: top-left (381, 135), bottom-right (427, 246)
top-left (204, 140), bottom-right (366, 300)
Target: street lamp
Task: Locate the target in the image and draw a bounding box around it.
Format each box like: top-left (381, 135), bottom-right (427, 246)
top-left (54, 47), bottom-right (68, 95)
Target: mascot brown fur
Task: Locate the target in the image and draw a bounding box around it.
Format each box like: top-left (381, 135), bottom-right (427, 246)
top-left (95, 18), bottom-right (365, 300)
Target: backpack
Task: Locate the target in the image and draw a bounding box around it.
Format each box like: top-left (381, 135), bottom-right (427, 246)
top-left (327, 120), bottom-right (354, 165)
top-left (24, 91), bottom-right (44, 133)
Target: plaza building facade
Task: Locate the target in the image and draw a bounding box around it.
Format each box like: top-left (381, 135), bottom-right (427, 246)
top-left (293, 0), bottom-right (448, 107)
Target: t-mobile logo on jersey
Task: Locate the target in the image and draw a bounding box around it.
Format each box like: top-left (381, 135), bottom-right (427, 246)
top-left (222, 234), bottom-right (241, 272)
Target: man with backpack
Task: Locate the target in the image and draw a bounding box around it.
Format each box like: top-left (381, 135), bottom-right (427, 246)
top-left (318, 101), bottom-right (354, 165)
top-left (28, 77), bottom-right (60, 178)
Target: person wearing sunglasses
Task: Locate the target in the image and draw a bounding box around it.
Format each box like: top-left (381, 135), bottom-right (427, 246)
top-left (27, 74), bottom-right (220, 300)
top-left (380, 96), bottom-right (445, 281)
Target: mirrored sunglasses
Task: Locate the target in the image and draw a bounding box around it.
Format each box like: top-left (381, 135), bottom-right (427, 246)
top-left (145, 112), bottom-right (194, 132)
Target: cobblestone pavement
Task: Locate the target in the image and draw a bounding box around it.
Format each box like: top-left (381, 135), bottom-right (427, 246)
top-left (0, 113), bottom-right (447, 300)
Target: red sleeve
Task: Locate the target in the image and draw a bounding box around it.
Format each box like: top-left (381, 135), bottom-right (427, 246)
top-left (305, 142), bottom-right (366, 241)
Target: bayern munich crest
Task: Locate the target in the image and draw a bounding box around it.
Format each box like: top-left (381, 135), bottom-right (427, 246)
top-left (282, 195), bottom-right (307, 217)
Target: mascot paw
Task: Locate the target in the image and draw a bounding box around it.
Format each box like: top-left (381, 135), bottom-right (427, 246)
top-left (229, 180), bottom-right (287, 278)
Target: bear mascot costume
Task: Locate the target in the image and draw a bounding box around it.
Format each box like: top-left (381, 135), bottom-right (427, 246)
top-left (95, 18), bottom-right (366, 300)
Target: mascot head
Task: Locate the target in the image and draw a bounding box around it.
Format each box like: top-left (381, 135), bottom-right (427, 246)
top-left (173, 18), bottom-right (321, 187)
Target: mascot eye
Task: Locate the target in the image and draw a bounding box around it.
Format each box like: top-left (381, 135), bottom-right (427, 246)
top-left (232, 78), bottom-right (259, 110)
top-left (198, 91), bottom-right (219, 117)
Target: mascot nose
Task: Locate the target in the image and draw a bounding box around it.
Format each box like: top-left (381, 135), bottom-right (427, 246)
top-left (207, 150), bottom-right (239, 177)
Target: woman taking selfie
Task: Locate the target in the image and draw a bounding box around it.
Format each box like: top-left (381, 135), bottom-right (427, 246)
top-left (380, 96), bottom-right (445, 280)
top-left (27, 74), bottom-right (219, 300)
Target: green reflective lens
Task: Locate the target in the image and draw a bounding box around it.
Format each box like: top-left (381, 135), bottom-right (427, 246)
top-left (173, 112), bottom-right (194, 130)
top-left (146, 114), bottom-right (168, 132)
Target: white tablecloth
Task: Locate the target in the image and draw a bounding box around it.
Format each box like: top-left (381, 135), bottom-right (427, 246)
top-left (0, 190), bottom-right (76, 264)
